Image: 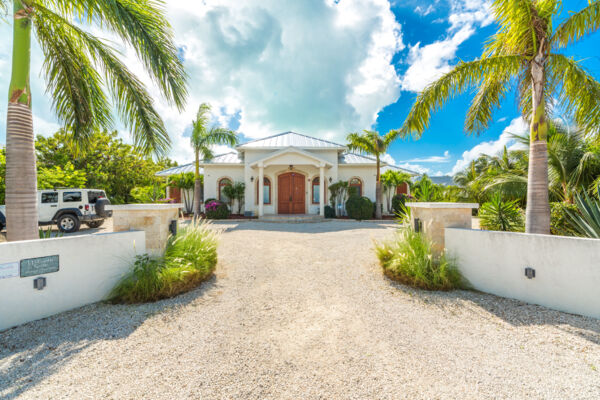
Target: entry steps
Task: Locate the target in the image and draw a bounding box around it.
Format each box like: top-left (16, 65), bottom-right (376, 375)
top-left (258, 214), bottom-right (326, 223)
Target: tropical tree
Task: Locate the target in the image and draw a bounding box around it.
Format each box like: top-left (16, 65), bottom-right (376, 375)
top-left (190, 103), bottom-right (238, 218)
top-left (169, 172), bottom-right (195, 214)
top-left (4, 0), bottom-right (187, 241)
top-left (381, 170), bottom-right (411, 213)
top-left (346, 130), bottom-right (396, 219)
top-left (223, 181), bottom-right (245, 215)
top-left (394, 0), bottom-right (600, 234)
top-left (511, 123), bottom-right (600, 202)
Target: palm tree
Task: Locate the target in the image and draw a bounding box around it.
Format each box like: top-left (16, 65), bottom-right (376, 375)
top-left (393, 0), bottom-right (600, 234)
top-left (4, 0), bottom-right (187, 241)
top-left (381, 170), bottom-right (411, 213)
top-left (346, 130), bottom-right (396, 219)
top-left (190, 103), bottom-right (238, 218)
top-left (511, 123), bottom-right (600, 202)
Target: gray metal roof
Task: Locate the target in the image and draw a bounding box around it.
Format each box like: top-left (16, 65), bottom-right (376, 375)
top-left (237, 131), bottom-right (346, 149)
top-left (155, 162), bottom-right (197, 177)
top-left (208, 152), bottom-right (243, 164)
top-left (340, 153), bottom-right (419, 176)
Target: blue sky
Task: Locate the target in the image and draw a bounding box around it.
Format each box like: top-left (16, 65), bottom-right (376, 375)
top-left (0, 0), bottom-right (599, 176)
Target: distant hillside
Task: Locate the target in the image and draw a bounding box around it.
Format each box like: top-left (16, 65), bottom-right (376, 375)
top-left (430, 175), bottom-right (454, 186)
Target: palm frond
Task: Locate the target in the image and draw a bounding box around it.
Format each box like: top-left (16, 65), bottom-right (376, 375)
top-left (33, 5), bottom-right (171, 155)
top-left (549, 54), bottom-right (600, 136)
top-left (47, 0), bottom-right (188, 109)
top-left (346, 132), bottom-right (377, 155)
top-left (552, 0), bottom-right (600, 48)
top-left (393, 55), bottom-right (523, 138)
top-left (204, 126), bottom-right (238, 147)
top-left (465, 75), bottom-right (512, 133)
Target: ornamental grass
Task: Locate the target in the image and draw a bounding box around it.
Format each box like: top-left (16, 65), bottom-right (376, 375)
top-left (375, 228), bottom-right (463, 291)
top-left (110, 220), bottom-right (218, 303)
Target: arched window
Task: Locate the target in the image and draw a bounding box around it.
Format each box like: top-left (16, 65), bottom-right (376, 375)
top-left (255, 177), bottom-right (271, 204)
top-left (218, 178), bottom-right (232, 202)
top-left (349, 177), bottom-right (362, 197)
top-left (312, 177), bottom-right (325, 204)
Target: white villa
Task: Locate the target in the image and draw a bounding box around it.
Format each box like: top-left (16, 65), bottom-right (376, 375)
top-left (157, 131), bottom-right (417, 216)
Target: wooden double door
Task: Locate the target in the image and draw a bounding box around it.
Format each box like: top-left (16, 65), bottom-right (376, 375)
top-left (278, 172), bottom-right (305, 214)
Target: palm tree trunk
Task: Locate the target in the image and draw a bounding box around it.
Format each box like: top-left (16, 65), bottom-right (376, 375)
top-left (525, 53), bottom-right (550, 234)
top-left (375, 157), bottom-right (382, 219)
top-left (193, 150), bottom-right (202, 218)
top-left (6, 0), bottom-right (38, 242)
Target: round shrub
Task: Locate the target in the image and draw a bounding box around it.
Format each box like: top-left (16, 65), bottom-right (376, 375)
top-left (479, 195), bottom-right (524, 232)
top-left (205, 200), bottom-right (230, 219)
top-left (346, 196), bottom-right (373, 220)
top-left (324, 205), bottom-right (336, 218)
top-left (550, 202), bottom-right (579, 236)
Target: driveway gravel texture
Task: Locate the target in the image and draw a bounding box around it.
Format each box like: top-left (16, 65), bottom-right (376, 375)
top-left (1, 221), bottom-right (599, 399)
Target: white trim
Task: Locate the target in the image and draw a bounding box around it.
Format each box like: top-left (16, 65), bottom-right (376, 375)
top-left (249, 147), bottom-right (333, 168)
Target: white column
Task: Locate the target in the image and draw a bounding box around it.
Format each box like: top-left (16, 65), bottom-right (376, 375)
top-left (319, 165), bottom-right (325, 217)
top-left (258, 164), bottom-right (264, 217)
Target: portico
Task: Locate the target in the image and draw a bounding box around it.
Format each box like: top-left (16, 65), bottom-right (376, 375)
top-left (250, 147), bottom-right (332, 217)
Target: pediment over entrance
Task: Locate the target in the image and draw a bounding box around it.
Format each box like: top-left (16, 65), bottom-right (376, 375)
top-left (249, 147), bottom-right (332, 168)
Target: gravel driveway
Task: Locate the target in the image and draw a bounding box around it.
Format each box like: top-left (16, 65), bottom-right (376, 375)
top-left (1, 221), bottom-right (599, 399)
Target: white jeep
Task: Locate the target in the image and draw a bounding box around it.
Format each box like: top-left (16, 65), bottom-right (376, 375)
top-left (0, 189), bottom-right (112, 233)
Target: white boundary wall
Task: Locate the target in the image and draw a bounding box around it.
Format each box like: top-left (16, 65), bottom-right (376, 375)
top-left (0, 231), bottom-right (145, 331)
top-left (445, 228), bottom-right (600, 319)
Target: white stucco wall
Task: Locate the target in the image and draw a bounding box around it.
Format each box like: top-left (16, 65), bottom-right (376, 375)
top-left (338, 166), bottom-right (377, 201)
top-left (445, 228), bottom-right (600, 319)
top-left (203, 165), bottom-right (245, 212)
top-left (0, 231), bottom-right (146, 331)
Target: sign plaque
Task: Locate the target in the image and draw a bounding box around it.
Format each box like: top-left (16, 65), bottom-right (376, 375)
top-left (0, 262), bottom-right (19, 279)
top-left (20, 255), bottom-right (59, 277)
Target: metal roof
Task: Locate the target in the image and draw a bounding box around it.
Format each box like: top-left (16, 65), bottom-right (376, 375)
top-left (340, 153), bottom-right (420, 176)
top-left (237, 131), bottom-right (346, 149)
top-left (155, 162), bottom-right (197, 177)
top-left (208, 152), bottom-right (243, 164)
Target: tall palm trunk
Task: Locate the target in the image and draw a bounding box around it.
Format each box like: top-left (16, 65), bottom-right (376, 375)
top-left (6, 0), bottom-right (38, 242)
top-left (193, 150), bottom-right (202, 218)
top-left (525, 48), bottom-right (550, 234)
top-left (375, 157), bottom-right (382, 219)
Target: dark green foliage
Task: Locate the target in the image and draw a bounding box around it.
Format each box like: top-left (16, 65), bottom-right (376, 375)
top-left (550, 202), bottom-right (579, 236)
top-left (566, 187), bottom-right (600, 238)
top-left (391, 194), bottom-right (408, 215)
top-left (375, 228), bottom-right (463, 291)
top-left (324, 205), bottom-right (336, 218)
top-left (110, 221), bottom-right (218, 303)
top-left (346, 196), bottom-right (373, 220)
top-left (479, 194), bottom-right (525, 232)
top-left (205, 201), bottom-right (230, 220)
top-left (35, 130), bottom-right (175, 204)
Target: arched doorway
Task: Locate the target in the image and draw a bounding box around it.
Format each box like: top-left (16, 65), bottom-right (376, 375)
top-left (278, 172), bottom-right (305, 214)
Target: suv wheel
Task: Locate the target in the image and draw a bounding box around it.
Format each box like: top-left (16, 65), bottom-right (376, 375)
top-left (57, 214), bottom-right (81, 233)
top-left (85, 220), bottom-right (104, 229)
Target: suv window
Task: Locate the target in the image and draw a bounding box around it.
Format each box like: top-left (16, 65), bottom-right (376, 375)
top-left (87, 191), bottom-right (106, 204)
top-left (63, 191), bottom-right (82, 203)
top-left (41, 192), bottom-right (58, 203)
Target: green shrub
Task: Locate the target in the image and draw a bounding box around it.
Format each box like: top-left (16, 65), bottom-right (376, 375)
top-left (566, 187), bottom-right (600, 238)
top-left (346, 196), bottom-right (373, 220)
top-left (550, 202), bottom-right (579, 236)
top-left (391, 194), bottom-right (408, 216)
top-left (110, 220), bottom-right (219, 303)
top-left (375, 228), bottom-right (463, 291)
top-left (324, 205), bottom-right (336, 218)
top-left (205, 200), bottom-right (230, 219)
top-left (479, 194), bottom-right (524, 232)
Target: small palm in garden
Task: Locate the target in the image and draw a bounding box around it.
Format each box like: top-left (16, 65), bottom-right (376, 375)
top-left (479, 194), bottom-right (525, 232)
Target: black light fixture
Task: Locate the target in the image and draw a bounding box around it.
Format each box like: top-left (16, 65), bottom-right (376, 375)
top-left (250, 176), bottom-right (254, 182)
top-left (329, 177), bottom-right (332, 183)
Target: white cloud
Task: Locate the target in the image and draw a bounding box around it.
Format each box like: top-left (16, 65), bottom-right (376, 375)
top-left (382, 152), bottom-right (434, 175)
top-left (401, 0), bottom-right (492, 92)
top-left (450, 116), bottom-right (528, 175)
top-left (0, 0), bottom-right (404, 165)
top-left (414, 5), bottom-right (434, 16)
top-left (404, 150), bottom-right (450, 163)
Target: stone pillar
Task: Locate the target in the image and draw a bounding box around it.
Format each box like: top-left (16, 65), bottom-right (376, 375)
top-left (258, 163), bottom-right (264, 217)
top-left (319, 165), bottom-right (325, 217)
top-left (110, 204), bottom-right (183, 256)
top-left (406, 202), bottom-right (478, 255)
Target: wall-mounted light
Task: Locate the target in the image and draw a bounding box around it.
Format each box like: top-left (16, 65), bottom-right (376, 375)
top-left (524, 267), bottom-right (536, 279)
top-left (33, 277), bottom-right (46, 290)
top-left (329, 177), bottom-right (332, 183)
top-left (250, 176), bottom-right (254, 182)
